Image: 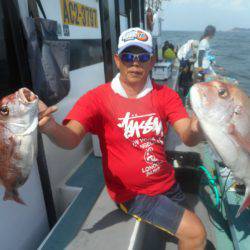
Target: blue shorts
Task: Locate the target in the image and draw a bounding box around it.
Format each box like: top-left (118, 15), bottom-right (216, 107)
top-left (119, 183), bottom-right (186, 235)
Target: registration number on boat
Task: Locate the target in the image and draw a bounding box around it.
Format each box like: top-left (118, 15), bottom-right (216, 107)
top-left (61, 0), bottom-right (98, 28)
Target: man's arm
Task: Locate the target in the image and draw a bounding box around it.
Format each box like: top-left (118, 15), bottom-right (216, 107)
top-left (38, 101), bottom-right (86, 149)
top-left (173, 116), bottom-right (205, 146)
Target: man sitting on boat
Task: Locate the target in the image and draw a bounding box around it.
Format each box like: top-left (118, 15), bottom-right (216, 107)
top-left (38, 27), bottom-right (207, 250)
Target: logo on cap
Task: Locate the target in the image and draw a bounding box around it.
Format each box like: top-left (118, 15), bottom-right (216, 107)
top-left (122, 30), bottom-right (148, 43)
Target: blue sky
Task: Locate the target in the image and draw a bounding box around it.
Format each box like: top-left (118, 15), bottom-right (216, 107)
top-left (161, 0), bottom-right (250, 31)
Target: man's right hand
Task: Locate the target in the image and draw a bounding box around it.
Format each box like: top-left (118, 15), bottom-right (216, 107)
top-left (38, 100), bottom-right (86, 149)
top-left (38, 100), bottom-right (58, 134)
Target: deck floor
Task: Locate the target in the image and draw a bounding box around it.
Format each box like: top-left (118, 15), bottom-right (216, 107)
top-left (65, 189), bottom-right (136, 250)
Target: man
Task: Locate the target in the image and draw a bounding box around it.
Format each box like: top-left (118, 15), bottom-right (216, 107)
top-left (39, 27), bottom-right (206, 250)
top-left (162, 40), bottom-right (176, 61)
top-left (177, 39), bottom-right (199, 96)
top-left (177, 39), bottom-right (199, 63)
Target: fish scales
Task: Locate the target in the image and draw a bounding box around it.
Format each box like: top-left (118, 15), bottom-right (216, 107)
top-left (190, 81), bottom-right (250, 217)
top-left (0, 88), bottom-right (38, 204)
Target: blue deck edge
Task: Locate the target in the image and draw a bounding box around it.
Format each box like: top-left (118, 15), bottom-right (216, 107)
top-left (39, 153), bottom-right (104, 250)
top-left (214, 161), bottom-right (250, 250)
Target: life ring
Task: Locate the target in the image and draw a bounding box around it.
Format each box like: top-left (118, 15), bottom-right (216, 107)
top-left (146, 7), bottom-right (153, 31)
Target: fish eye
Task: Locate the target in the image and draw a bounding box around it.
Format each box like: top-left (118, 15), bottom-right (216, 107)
top-left (218, 88), bottom-right (228, 98)
top-left (0, 106), bottom-right (9, 116)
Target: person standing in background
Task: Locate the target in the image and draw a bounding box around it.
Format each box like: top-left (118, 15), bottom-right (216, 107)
top-left (194, 25), bottom-right (217, 82)
top-left (177, 39), bottom-right (199, 96)
top-left (177, 40), bottom-right (199, 63)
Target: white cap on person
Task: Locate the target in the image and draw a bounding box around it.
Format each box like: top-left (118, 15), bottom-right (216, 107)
top-left (118, 27), bottom-right (153, 55)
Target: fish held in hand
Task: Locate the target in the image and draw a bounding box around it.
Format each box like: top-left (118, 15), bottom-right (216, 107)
top-left (0, 88), bottom-right (38, 204)
top-left (190, 81), bottom-right (250, 217)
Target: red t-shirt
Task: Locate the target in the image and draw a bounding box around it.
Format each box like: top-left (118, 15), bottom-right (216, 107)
top-left (63, 82), bottom-right (188, 203)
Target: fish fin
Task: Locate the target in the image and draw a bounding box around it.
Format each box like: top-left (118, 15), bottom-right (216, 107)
top-left (236, 190), bottom-right (250, 218)
top-left (3, 190), bottom-right (26, 205)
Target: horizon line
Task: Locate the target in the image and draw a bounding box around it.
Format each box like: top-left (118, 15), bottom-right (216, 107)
top-left (162, 28), bottom-right (250, 32)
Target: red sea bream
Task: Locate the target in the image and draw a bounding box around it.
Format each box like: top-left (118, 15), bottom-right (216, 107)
top-left (190, 81), bottom-right (250, 217)
top-left (0, 88), bottom-right (38, 204)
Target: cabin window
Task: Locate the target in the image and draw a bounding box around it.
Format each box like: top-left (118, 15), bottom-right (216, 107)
top-left (118, 0), bottom-right (126, 15)
top-left (0, 1), bottom-right (20, 97)
top-left (117, 0), bottom-right (129, 32)
top-left (140, 0), bottom-right (145, 28)
top-left (0, 0), bottom-right (30, 98)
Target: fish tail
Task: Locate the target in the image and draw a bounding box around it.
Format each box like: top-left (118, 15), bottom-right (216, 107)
top-left (236, 188), bottom-right (250, 218)
top-left (3, 189), bottom-right (26, 205)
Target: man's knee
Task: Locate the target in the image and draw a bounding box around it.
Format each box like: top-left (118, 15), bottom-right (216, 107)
top-left (189, 219), bottom-right (207, 243)
top-left (176, 209), bottom-right (207, 243)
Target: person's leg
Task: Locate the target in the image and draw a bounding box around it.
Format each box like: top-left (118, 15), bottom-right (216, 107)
top-left (119, 183), bottom-right (206, 250)
top-left (175, 209), bottom-right (207, 250)
top-left (163, 183), bottom-right (206, 249)
top-left (162, 183), bottom-right (206, 249)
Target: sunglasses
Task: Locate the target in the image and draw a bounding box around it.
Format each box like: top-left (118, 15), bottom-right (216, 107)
top-left (119, 52), bottom-right (152, 63)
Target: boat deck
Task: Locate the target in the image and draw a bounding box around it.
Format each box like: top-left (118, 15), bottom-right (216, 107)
top-left (214, 161), bottom-right (250, 250)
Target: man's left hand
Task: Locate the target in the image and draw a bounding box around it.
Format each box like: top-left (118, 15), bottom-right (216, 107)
top-left (173, 115), bottom-right (206, 147)
top-left (190, 114), bottom-right (201, 133)
top-left (190, 114), bottom-right (206, 141)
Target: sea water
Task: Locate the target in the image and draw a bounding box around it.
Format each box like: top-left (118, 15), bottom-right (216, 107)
top-left (161, 31), bottom-right (250, 95)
